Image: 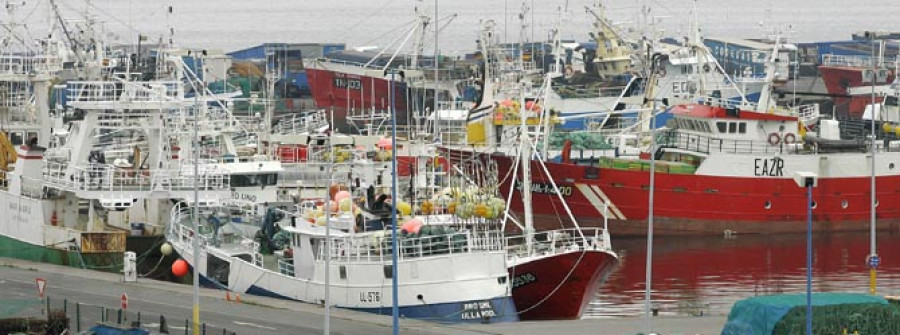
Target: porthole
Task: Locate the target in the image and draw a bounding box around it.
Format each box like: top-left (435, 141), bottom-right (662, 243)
top-left (841, 200), bottom-right (849, 209)
top-left (810, 201), bottom-right (817, 209)
top-left (891, 163), bottom-right (896, 170)
top-left (764, 200), bottom-right (772, 209)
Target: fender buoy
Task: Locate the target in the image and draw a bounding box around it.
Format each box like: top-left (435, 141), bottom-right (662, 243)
top-left (783, 133), bottom-right (797, 144)
top-left (768, 133), bottom-right (781, 146)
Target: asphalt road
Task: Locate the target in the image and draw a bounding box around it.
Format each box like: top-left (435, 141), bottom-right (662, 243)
top-left (0, 259), bottom-right (487, 335)
top-left (0, 258), bottom-right (728, 335)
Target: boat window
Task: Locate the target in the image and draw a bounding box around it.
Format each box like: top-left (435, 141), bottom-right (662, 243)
top-left (9, 132), bottom-right (23, 145)
top-left (716, 122), bottom-right (727, 133)
top-left (383, 265), bottom-right (393, 279)
top-left (230, 173), bottom-right (279, 187)
top-left (739, 123), bottom-right (747, 134)
top-left (728, 122), bottom-right (737, 133)
top-left (702, 122), bottom-right (711, 133)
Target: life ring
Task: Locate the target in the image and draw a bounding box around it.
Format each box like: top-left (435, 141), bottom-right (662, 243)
top-left (783, 133), bottom-right (797, 144)
top-left (767, 133), bottom-right (781, 146)
top-left (703, 64), bottom-right (711, 72)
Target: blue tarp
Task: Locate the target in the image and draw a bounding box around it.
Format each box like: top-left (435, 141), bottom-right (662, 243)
top-left (88, 324), bottom-right (151, 335)
top-left (721, 293), bottom-right (888, 335)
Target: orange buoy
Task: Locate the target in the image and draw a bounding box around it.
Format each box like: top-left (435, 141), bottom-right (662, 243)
top-left (172, 259), bottom-right (189, 277)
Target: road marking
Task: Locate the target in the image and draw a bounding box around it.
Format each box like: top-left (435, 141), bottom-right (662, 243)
top-left (234, 321), bottom-right (277, 330)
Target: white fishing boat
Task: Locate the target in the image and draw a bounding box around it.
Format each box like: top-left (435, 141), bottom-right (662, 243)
top-left (165, 199), bottom-right (518, 322)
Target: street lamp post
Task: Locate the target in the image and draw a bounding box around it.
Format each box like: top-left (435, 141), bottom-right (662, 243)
top-left (794, 171), bottom-right (817, 335)
top-left (388, 69), bottom-right (400, 335)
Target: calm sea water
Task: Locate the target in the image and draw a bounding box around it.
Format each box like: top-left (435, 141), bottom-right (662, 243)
top-left (589, 231), bottom-right (900, 317)
top-left (23, 0), bottom-right (900, 55)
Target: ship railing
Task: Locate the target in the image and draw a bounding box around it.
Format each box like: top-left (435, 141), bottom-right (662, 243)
top-left (19, 176), bottom-right (47, 199)
top-left (274, 112), bottom-right (329, 135)
top-left (65, 81), bottom-right (184, 105)
top-left (506, 228), bottom-right (610, 259)
top-left (277, 258), bottom-right (295, 276)
top-left (42, 161), bottom-right (230, 193)
top-left (796, 104), bottom-right (821, 125)
top-left (821, 54), bottom-right (897, 68)
top-left (660, 131), bottom-right (803, 155)
top-left (316, 228), bottom-right (505, 263)
top-left (166, 114), bottom-right (245, 134)
top-left (0, 54), bottom-right (63, 76)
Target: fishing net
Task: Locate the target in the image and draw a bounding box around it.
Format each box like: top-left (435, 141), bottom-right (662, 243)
top-left (722, 293), bottom-right (899, 335)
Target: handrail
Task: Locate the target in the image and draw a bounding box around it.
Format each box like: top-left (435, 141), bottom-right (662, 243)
top-left (506, 227), bottom-right (611, 259)
top-left (313, 228), bottom-right (506, 263)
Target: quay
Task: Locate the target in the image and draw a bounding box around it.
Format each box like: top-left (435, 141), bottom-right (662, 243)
top-left (0, 257), bottom-right (726, 335)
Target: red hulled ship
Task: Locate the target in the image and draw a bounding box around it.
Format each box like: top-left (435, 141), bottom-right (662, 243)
top-left (818, 54), bottom-right (894, 117)
top-left (483, 101), bottom-right (900, 236)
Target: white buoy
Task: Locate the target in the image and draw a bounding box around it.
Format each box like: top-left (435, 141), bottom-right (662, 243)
top-left (160, 242), bottom-right (173, 256)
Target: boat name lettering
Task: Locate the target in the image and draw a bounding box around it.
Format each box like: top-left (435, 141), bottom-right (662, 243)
top-left (753, 157), bottom-right (784, 177)
top-left (333, 77), bottom-right (362, 90)
top-left (515, 181), bottom-right (573, 197)
top-left (8, 202), bottom-right (30, 214)
top-left (359, 291), bottom-right (380, 303)
top-left (231, 191), bottom-right (257, 203)
top-left (460, 301), bottom-right (497, 320)
top-left (511, 272), bottom-right (537, 289)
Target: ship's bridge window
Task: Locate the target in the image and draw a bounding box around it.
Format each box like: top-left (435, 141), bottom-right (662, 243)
top-left (231, 173), bottom-right (279, 187)
top-left (738, 123), bottom-right (747, 134)
top-left (8, 132), bottom-right (23, 145)
top-left (716, 122), bottom-right (727, 133)
top-left (728, 122), bottom-right (737, 133)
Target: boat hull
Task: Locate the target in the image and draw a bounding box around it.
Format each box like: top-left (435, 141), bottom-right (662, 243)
top-left (305, 67), bottom-right (410, 133)
top-left (468, 152), bottom-right (900, 237)
top-left (818, 65), bottom-right (893, 117)
top-left (509, 250), bottom-right (617, 320)
top-left (0, 233), bottom-right (124, 272)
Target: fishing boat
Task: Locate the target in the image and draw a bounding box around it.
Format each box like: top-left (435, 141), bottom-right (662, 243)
top-left (818, 53), bottom-right (895, 118)
top-left (165, 188), bottom-right (518, 323)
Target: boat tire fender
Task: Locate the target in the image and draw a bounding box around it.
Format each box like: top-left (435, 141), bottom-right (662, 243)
top-left (768, 133), bottom-right (781, 146)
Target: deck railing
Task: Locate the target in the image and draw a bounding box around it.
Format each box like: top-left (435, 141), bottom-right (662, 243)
top-left (506, 228), bottom-right (611, 259)
top-left (65, 81), bottom-right (183, 106)
top-left (43, 161), bottom-right (229, 193)
top-left (315, 227), bottom-right (505, 263)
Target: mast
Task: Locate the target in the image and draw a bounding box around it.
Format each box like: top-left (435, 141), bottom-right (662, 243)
top-left (517, 3), bottom-right (534, 254)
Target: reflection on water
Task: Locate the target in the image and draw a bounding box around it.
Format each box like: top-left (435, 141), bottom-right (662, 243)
top-left (587, 231), bottom-right (900, 318)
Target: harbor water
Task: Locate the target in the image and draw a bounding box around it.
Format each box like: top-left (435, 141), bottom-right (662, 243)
top-left (588, 230), bottom-right (900, 317)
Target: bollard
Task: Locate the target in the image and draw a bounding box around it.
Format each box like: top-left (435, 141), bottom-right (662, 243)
top-left (118, 308), bottom-right (123, 324)
top-left (159, 315), bottom-right (168, 334)
top-left (63, 299), bottom-right (67, 315)
top-left (45, 296), bottom-right (50, 316)
top-left (138, 311), bottom-right (141, 324)
top-left (75, 303), bottom-right (81, 332)
top-left (185, 319), bottom-right (189, 335)
top-left (202, 322), bottom-right (206, 335)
